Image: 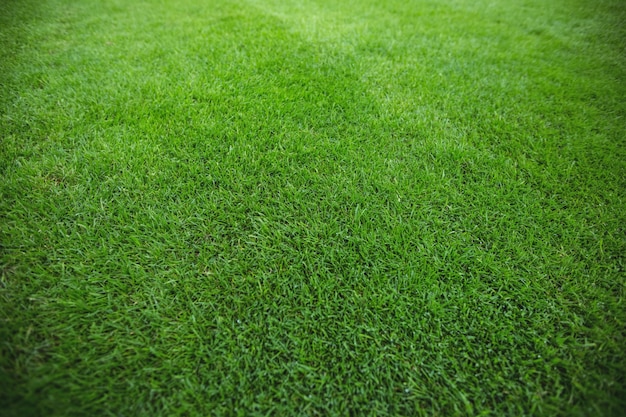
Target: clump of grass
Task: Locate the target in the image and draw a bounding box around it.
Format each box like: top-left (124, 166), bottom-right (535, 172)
top-left (1, 0), bottom-right (625, 415)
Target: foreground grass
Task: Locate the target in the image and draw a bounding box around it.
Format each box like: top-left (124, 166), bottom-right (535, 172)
top-left (1, 0), bottom-right (625, 415)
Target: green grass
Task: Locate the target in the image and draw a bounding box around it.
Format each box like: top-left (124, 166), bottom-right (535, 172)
top-left (1, 0), bottom-right (625, 415)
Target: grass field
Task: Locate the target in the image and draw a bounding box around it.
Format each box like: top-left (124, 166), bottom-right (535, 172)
top-left (1, 0), bottom-right (625, 415)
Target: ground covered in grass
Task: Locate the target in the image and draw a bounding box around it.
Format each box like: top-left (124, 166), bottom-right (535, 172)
top-left (1, 0), bottom-right (625, 415)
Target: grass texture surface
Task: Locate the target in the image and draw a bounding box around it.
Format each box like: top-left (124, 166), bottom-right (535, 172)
top-left (1, 0), bottom-right (625, 415)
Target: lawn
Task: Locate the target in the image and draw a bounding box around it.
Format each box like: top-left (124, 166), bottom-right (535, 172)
top-left (1, 0), bottom-right (625, 415)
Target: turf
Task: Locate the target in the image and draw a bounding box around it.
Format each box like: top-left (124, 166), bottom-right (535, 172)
top-left (1, 0), bottom-right (625, 415)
